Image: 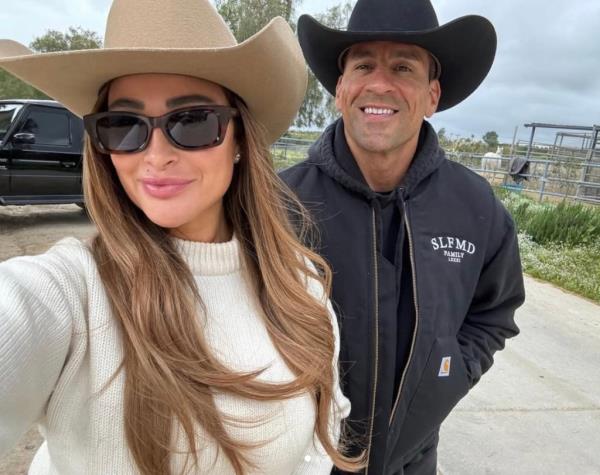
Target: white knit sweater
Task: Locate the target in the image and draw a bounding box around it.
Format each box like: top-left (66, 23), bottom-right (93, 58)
top-left (0, 237), bottom-right (350, 474)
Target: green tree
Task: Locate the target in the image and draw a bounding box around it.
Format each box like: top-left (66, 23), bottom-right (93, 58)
top-left (216, 0), bottom-right (296, 42)
top-left (303, 0), bottom-right (355, 128)
top-left (29, 26), bottom-right (102, 52)
top-left (216, 0), bottom-right (356, 129)
top-left (294, 71), bottom-right (327, 128)
top-left (437, 127), bottom-right (455, 149)
top-left (0, 71), bottom-right (47, 100)
top-left (0, 27), bottom-right (102, 100)
top-left (482, 130), bottom-right (499, 149)
top-left (216, 0), bottom-right (312, 126)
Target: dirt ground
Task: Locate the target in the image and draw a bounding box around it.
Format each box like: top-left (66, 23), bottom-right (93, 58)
top-left (0, 204), bottom-right (95, 474)
top-left (0, 204), bottom-right (94, 261)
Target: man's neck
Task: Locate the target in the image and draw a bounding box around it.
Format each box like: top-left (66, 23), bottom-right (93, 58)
top-left (345, 132), bottom-right (419, 193)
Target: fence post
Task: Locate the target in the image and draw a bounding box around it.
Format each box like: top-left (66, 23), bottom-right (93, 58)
top-left (539, 160), bottom-right (550, 202)
top-left (577, 126), bottom-right (599, 199)
top-left (509, 125), bottom-right (518, 157)
top-left (526, 126), bottom-right (536, 160)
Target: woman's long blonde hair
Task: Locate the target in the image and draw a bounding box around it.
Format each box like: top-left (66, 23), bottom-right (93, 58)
top-left (83, 85), bottom-right (364, 474)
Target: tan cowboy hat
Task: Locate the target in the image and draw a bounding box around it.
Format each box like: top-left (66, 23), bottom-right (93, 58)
top-left (0, 0), bottom-right (307, 144)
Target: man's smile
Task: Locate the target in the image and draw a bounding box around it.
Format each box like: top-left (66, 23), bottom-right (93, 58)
top-left (360, 106), bottom-right (398, 116)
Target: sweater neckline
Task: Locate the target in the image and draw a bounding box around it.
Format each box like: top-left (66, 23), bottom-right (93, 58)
top-left (172, 235), bottom-right (241, 276)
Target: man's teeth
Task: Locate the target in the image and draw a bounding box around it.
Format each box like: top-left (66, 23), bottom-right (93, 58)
top-left (363, 107), bottom-right (395, 115)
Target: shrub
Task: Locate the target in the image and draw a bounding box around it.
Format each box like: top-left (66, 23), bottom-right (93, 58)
top-left (497, 190), bottom-right (600, 246)
top-left (496, 189), bottom-right (600, 302)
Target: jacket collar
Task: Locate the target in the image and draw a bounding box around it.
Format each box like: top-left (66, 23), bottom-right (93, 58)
top-left (309, 118), bottom-right (445, 201)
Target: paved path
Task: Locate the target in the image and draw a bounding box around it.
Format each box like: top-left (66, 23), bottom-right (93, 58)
top-left (438, 276), bottom-right (600, 475)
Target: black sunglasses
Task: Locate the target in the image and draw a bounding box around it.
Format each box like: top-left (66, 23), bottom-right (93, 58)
top-left (83, 106), bottom-right (239, 154)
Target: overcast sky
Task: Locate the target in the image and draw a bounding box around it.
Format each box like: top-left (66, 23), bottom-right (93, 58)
top-left (1, 0), bottom-right (598, 145)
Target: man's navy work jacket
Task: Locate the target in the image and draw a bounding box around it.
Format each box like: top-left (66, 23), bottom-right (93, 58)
top-left (280, 120), bottom-right (525, 474)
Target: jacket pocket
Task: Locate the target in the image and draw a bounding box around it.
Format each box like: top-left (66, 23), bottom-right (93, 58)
top-left (395, 335), bottom-right (470, 456)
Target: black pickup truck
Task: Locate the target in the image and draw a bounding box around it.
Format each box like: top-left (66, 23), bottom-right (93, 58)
top-left (0, 99), bottom-right (84, 206)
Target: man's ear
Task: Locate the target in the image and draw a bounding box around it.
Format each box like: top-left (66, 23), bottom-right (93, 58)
top-left (334, 75), bottom-right (344, 112)
top-left (426, 79), bottom-right (441, 118)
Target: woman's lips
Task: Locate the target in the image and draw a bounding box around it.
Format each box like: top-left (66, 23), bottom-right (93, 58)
top-left (140, 178), bottom-right (194, 199)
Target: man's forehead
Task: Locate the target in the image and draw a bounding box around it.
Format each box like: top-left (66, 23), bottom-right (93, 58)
top-left (345, 41), bottom-right (430, 60)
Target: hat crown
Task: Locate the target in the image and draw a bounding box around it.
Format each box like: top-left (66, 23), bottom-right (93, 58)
top-left (348, 0), bottom-right (439, 33)
top-left (104, 0), bottom-right (237, 49)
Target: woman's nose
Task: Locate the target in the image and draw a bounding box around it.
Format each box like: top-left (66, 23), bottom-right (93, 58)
top-left (142, 127), bottom-right (178, 169)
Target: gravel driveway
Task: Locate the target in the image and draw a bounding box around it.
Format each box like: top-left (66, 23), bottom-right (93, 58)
top-left (0, 204), bottom-right (94, 261)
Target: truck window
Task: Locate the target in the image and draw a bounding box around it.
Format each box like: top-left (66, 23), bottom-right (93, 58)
top-left (19, 108), bottom-right (71, 146)
top-left (0, 104), bottom-right (23, 141)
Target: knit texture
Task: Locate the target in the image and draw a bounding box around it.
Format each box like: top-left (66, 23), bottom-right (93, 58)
top-left (0, 236), bottom-right (349, 474)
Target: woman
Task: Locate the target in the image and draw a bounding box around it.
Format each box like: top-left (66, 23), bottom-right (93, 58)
top-left (0, 1), bottom-right (363, 474)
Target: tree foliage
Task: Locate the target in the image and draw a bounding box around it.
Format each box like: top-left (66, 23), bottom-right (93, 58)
top-left (482, 130), bottom-right (499, 149)
top-left (217, 0), bottom-right (356, 129)
top-left (0, 27), bottom-right (102, 100)
top-left (216, 0), bottom-right (296, 41)
top-left (437, 127), bottom-right (447, 143)
top-left (296, 0), bottom-right (354, 129)
top-left (29, 27), bottom-right (102, 53)
top-left (0, 2), bottom-right (358, 129)
top-left (0, 71), bottom-right (47, 100)
top-left (294, 68), bottom-right (326, 128)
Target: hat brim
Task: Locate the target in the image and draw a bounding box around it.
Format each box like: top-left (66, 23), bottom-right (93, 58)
top-left (0, 17), bottom-right (306, 144)
top-left (297, 14), bottom-right (496, 112)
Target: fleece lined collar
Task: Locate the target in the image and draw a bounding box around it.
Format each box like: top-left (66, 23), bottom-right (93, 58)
top-left (309, 118), bottom-right (446, 201)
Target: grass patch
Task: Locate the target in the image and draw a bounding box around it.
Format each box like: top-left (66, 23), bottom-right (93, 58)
top-left (272, 148), bottom-right (308, 171)
top-left (496, 188), bottom-right (600, 303)
top-left (518, 234), bottom-right (600, 302)
top-left (283, 130), bottom-right (322, 142)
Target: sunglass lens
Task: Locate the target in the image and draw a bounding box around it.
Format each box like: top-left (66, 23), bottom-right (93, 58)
top-left (96, 115), bottom-right (148, 152)
top-left (167, 109), bottom-right (220, 148)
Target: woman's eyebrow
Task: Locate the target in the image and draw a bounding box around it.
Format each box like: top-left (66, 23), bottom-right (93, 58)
top-left (108, 98), bottom-right (144, 110)
top-left (166, 94), bottom-right (217, 108)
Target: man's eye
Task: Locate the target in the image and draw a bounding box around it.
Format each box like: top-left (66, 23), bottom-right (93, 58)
top-left (355, 64), bottom-right (372, 71)
top-left (394, 64), bottom-right (412, 72)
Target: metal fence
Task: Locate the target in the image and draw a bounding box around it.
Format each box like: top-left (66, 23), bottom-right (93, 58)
top-left (447, 151), bottom-right (600, 205)
top-left (271, 137), bottom-right (314, 169)
top-left (271, 137), bottom-right (600, 205)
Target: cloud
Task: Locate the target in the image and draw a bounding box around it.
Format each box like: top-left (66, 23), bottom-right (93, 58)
top-left (0, 0), bottom-right (109, 45)
top-left (2, 0), bottom-right (598, 146)
top-left (430, 0), bottom-right (600, 144)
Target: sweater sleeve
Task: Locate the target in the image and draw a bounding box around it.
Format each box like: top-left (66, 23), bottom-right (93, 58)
top-left (0, 240), bottom-right (86, 456)
top-left (293, 295), bottom-right (351, 475)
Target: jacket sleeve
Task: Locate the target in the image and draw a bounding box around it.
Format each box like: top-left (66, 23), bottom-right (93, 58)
top-left (0, 249), bottom-right (78, 456)
top-left (457, 200), bottom-right (525, 386)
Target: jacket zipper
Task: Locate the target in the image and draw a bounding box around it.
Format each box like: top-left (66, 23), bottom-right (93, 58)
top-left (389, 199), bottom-right (420, 426)
top-left (365, 208), bottom-right (380, 474)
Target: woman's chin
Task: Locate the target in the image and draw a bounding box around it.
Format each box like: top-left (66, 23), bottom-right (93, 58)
top-left (142, 209), bottom-right (189, 230)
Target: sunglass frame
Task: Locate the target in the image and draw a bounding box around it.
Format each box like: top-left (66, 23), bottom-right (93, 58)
top-left (83, 105), bottom-right (239, 154)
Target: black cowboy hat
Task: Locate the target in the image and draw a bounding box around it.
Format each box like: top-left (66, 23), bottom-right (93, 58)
top-left (297, 0), bottom-right (497, 112)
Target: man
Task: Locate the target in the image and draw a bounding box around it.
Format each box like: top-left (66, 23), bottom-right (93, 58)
top-left (281, 0), bottom-right (526, 473)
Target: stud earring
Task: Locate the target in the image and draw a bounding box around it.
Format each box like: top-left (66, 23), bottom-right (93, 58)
top-left (234, 153), bottom-right (241, 164)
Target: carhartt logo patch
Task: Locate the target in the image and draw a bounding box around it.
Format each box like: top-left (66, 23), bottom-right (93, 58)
top-left (438, 356), bottom-right (451, 377)
top-left (430, 236), bottom-right (476, 264)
